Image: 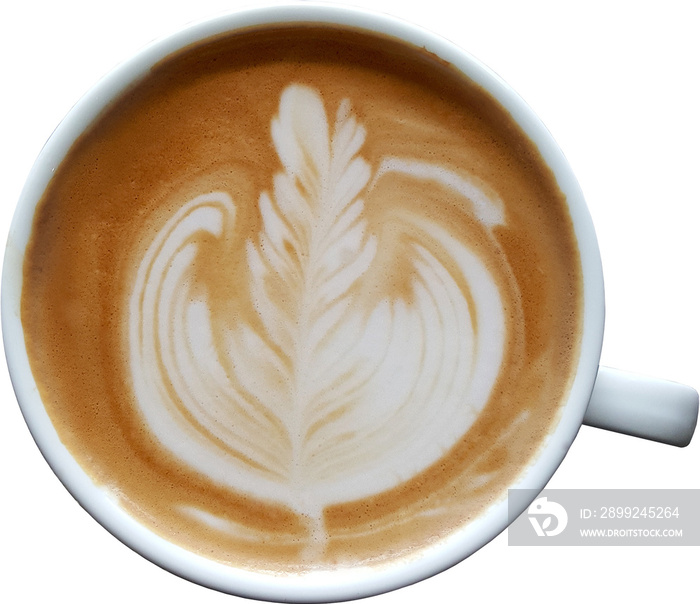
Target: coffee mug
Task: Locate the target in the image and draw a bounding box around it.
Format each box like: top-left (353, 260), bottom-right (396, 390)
top-left (2, 2), bottom-right (697, 602)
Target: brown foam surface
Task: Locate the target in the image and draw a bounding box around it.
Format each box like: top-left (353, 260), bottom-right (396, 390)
top-left (21, 25), bottom-right (582, 572)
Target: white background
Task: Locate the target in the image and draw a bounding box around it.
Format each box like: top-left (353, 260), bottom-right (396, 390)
top-left (1, 1), bottom-right (698, 602)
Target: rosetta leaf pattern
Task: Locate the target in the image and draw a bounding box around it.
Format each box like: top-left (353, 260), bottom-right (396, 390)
top-left (129, 84), bottom-right (507, 536)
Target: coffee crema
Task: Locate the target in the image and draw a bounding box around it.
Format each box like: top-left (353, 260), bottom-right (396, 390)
top-left (21, 26), bottom-right (582, 572)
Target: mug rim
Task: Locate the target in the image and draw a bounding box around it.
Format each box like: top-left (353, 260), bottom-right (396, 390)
top-left (1, 2), bottom-right (605, 601)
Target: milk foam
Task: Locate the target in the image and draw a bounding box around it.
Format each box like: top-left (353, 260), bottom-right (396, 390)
top-left (128, 85), bottom-right (509, 542)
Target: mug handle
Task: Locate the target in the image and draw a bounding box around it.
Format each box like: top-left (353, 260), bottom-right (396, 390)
top-left (583, 366), bottom-right (699, 447)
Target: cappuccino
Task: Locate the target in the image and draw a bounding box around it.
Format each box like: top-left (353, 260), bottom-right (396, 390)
top-left (21, 25), bottom-right (582, 571)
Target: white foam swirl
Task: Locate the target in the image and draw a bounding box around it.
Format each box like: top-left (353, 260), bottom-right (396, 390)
top-left (128, 84), bottom-right (507, 536)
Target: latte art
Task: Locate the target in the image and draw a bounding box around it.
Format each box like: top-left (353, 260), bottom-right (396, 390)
top-left (20, 26), bottom-right (582, 572)
top-left (129, 84), bottom-right (511, 547)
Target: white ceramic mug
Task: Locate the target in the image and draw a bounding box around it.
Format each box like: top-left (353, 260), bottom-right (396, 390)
top-left (2, 3), bottom-right (697, 602)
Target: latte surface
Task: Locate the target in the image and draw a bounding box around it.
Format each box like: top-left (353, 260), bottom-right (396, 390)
top-left (21, 25), bottom-right (582, 571)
